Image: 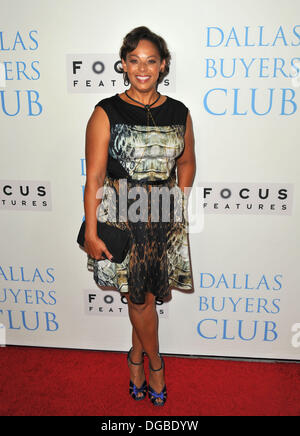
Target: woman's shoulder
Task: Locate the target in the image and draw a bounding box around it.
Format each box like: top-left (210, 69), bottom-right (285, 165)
top-left (165, 95), bottom-right (188, 109)
top-left (93, 94), bottom-right (122, 125)
top-left (94, 94), bottom-right (118, 110)
top-left (163, 95), bottom-right (189, 124)
top-left (165, 95), bottom-right (189, 118)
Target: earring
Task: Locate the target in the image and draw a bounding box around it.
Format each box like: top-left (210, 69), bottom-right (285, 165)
top-left (123, 73), bottom-right (130, 87)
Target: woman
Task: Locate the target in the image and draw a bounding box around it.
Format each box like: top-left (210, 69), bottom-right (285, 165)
top-left (83, 26), bottom-right (196, 406)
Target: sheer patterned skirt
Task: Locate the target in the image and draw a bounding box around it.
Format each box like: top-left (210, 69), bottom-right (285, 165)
top-left (88, 174), bottom-right (194, 304)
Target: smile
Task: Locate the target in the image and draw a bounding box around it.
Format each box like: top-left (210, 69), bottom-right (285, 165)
top-left (136, 75), bottom-right (151, 82)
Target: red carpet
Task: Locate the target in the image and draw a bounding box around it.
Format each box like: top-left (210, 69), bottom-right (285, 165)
top-left (0, 346), bottom-right (299, 416)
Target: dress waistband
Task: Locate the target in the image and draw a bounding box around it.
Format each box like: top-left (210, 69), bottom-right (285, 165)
top-left (106, 168), bottom-right (176, 186)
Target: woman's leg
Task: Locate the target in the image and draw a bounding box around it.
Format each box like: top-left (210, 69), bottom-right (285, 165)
top-left (125, 292), bottom-right (165, 401)
top-left (127, 326), bottom-right (145, 392)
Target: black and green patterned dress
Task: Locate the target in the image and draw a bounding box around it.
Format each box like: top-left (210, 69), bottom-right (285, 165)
top-left (87, 94), bottom-right (193, 304)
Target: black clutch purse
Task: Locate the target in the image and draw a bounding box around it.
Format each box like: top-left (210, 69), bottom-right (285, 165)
top-left (77, 220), bottom-right (131, 263)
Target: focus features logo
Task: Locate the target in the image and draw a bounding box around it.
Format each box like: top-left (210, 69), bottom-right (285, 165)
top-left (84, 290), bottom-right (168, 318)
top-left (66, 53), bottom-right (175, 93)
top-left (199, 182), bottom-right (293, 215)
top-left (0, 180), bottom-right (51, 211)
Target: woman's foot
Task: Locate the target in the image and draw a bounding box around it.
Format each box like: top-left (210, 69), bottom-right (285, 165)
top-left (127, 347), bottom-right (147, 400)
top-left (148, 354), bottom-right (167, 406)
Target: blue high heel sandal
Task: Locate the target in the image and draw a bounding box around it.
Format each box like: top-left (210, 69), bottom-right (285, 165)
top-left (127, 348), bottom-right (147, 401)
top-left (148, 355), bottom-right (167, 406)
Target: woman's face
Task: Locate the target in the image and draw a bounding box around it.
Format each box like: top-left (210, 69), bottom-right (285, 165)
top-left (122, 39), bottom-right (166, 93)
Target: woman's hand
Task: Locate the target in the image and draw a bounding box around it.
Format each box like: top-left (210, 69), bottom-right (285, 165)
top-left (83, 236), bottom-right (113, 261)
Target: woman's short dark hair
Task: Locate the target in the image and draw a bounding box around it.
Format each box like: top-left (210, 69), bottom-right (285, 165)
top-left (119, 26), bottom-right (171, 85)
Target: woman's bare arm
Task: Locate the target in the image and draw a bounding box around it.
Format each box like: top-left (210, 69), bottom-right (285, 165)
top-left (83, 106), bottom-right (113, 260)
top-left (176, 111), bottom-right (196, 194)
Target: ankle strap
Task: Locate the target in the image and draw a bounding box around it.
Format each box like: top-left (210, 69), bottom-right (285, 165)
top-left (127, 347), bottom-right (144, 366)
top-left (149, 355), bottom-right (164, 372)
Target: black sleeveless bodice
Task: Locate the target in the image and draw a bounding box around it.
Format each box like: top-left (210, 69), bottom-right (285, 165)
top-left (95, 94), bottom-right (188, 182)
